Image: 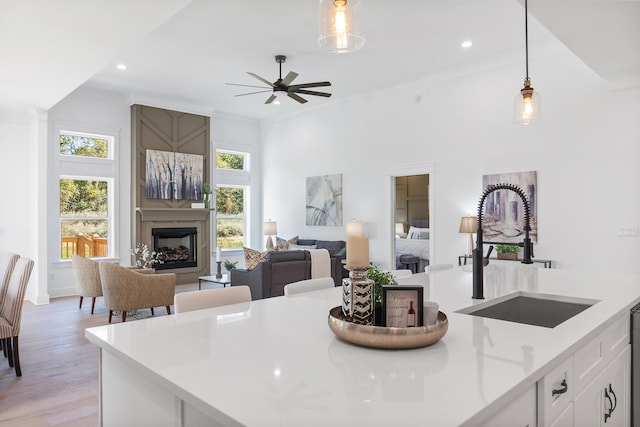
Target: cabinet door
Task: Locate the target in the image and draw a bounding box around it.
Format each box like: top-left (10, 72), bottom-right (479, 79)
top-left (601, 346), bottom-right (630, 427)
top-left (574, 345), bottom-right (630, 427)
top-left (550, 402), bottom-right (573, 427)
top-left (481, 385), bottom-right (536, 427)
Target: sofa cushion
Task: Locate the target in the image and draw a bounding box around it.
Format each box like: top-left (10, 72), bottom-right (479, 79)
top-left (315, 240), bottom-right (346, 258)
top-left (289, 243), bottom-right (317, 250)
top-left (243, 247), bottom-right (269, 270)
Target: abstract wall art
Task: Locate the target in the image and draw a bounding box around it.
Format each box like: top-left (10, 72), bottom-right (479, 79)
top-left (481, 170), bottom-right (537, 243)
top-left (145, 149), bottom-right (204, 200)
top-left (306, 174), bottom-right (343, 226)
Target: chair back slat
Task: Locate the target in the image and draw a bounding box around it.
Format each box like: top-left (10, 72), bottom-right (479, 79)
top-left (0, 252), bottom-right (19, 308)
top-left (0, 257), bottom-right (34, 334)
top-left (174, 286), bottom-right (251, 313)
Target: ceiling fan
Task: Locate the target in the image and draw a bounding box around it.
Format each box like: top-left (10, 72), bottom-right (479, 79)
top-left (226, 55), bottom-right (332, 104)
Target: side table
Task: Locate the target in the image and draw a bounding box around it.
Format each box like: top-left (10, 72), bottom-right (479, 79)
top-left (198, 274), bottom-right (231, 290)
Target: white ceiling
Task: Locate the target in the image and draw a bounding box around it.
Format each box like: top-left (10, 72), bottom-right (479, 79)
top-left (1, 0), bottom-right (638, 119)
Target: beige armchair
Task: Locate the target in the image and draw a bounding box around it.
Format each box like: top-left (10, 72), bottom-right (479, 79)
top-left (72, 255), bottom-right (102, 314)
top-left (98, 262), bottom-right (176, 323)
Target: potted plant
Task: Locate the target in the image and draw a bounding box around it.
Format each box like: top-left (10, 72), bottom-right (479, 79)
top-left (202, 183), bottom-right (212, 208)
top-left (366, 266), bottom-right (397, 326)
top-left (223, 259), bottom-right (238, 272)
top-left (495, 244), bottom-right (520, 260)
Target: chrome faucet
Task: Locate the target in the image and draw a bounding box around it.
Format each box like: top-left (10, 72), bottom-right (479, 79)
top-left (472, 183), bottom-right (533, 299)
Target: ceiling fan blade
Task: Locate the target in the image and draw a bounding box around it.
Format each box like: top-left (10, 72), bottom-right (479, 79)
top-left (234, 90), bottom-right (273, 97)
top-left (247, 72), bottom-right (275, 88)
top-left (281, 71), bottom-right (299, 86)
top-left (288, 93), bottom-right (308, 104)
top-left (288, 81), bottom-right (332, 90)
top-left (294, 89), bottom-right (332, 98)
top-left (226, 83), bottom-right (271, 89)
top-left (265, 94), bottom-right (277, 104)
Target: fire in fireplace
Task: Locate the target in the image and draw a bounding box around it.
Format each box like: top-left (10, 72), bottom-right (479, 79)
top-left (151, 227), bottom-right (197, 270)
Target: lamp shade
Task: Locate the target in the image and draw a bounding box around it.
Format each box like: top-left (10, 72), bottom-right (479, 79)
top-left (513, 85), bottom-right (541, 125)
top-left (395, 223), bottom-right (405, 235)
top-left (345, 220), bottom-right (364, 237)
top-left (264, 220), bottom-right (277, 236)
top-left (459, 216), bottom-right (478, 234)
top-left (318, 0), bottom-right (365, 53)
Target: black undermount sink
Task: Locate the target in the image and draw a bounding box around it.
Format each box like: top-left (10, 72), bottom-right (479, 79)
top-left (457, 292), bottom-right (599, 328)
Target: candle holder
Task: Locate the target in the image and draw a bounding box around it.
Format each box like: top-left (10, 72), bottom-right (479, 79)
top-left (342, 267), bottom-right (374, 325)
top-left (215, 261), bottom-right (222, 279)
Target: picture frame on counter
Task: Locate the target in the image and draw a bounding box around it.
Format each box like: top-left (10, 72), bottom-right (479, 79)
top-left (381, 285), bottom-right (423, 328)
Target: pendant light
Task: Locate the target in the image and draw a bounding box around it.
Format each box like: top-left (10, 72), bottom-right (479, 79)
top-left (318, 0), bottom-right (365, 53)
top-left (514, 0), bottom-right (541, 125)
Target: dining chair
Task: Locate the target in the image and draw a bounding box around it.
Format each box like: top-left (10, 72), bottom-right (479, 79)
top-left (0, 252), bottom-right (19, 310)
top-left (388, 269), bottom-right (413, 279)
top-left (284, 277), bottom-right (335, 296)
top-left (0, 256), bottom-right (35, 376)
top-left (425, 264), bottom-right (453, 273)
top-left (0, 252), bottom-right (19, 355)
top-left (174, 286), bottom-right (252, 313)
top-left (72, 254), bottom-right (103, 314)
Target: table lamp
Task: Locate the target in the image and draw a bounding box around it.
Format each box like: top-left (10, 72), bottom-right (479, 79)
top-left (345, 219), bottom-right (364, 237)
top-left (459, 216), bottom-right (478, 257)
top-left (395, 223), bottom-right (405, 238)
top-left (264, 220), bottom-right (277, 250)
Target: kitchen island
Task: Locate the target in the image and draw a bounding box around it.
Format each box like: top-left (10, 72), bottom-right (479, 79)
top-left (85, 265), bottom-right (640, 426)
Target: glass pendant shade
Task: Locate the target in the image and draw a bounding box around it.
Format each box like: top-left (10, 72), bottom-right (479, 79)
top-left (513, 82), bottom-right (541, 125)
top-left (318, 0), bottom-right (365, 53)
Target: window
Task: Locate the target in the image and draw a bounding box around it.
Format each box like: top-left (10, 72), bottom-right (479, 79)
top-left (216, 186), bottom-right (246, 249)
top-left (216, 150), bottom-right (247, 171)
top-left (58, 131), bottom-right (116, 260)
top-left (60, 178), bottom-right (110, 259)
top-left (60, 132), bottom-right (111, 159)
top-left (215, 149), bottom-right (250, 250)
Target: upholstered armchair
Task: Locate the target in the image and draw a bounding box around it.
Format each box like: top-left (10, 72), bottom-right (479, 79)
top-left (98, 262), bottom-right (176, 323)
top-left (72, 255), bottom-right (103, 314)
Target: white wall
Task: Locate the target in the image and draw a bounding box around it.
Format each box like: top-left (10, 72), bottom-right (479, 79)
top-left (0, 109), bottom-right (41, 302)
top-left (260, 43), bottom-right (640, 275)
top-left (41, 89), bottom-right (261, 298)
top-left (46, 86), bottom-right (132, 297)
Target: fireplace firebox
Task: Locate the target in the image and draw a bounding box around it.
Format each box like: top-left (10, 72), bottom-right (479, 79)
top-left (152, 227), bottom-right (197, 270)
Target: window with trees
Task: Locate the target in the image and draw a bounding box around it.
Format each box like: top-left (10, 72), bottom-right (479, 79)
top-left (59, 131), bottom-right (115, 260)
top-left (215, 149), bottom-right (250, 250)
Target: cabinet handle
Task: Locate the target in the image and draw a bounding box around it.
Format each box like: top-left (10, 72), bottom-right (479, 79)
top-left (604, 385), bottom-right (615, 423)
top-left (609, 384), bottom-right (617, 412)
top-left (551, 379), bottom-right (568, 396)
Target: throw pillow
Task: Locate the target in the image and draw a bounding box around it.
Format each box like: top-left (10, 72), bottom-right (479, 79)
top-left (288, 243), bottom-right (317, 250)
top-left (243, 247), bottom-right (268, 270)
top-left (275, 235), bottom-right (299, 251)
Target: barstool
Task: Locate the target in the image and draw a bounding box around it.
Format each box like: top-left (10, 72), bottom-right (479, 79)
top-left (399, 254), bottom-right (419, 274)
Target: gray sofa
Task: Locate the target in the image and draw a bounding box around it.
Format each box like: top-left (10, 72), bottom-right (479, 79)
top-left (230, 248), bottom-right (343, 300)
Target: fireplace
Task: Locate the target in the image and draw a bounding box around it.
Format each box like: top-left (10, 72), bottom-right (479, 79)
top-left (152, 227), bottom-right (197, 270)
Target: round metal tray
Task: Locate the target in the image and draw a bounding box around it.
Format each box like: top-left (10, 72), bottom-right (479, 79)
top-left (327, 306), bottom-right (448, 349)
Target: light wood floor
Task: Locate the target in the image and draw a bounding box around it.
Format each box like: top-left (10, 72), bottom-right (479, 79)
top-left (0, 284), bottom-right (200, 426)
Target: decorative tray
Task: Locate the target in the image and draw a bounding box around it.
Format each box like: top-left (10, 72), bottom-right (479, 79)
top-left (327, 306), bottom-right (448, 349)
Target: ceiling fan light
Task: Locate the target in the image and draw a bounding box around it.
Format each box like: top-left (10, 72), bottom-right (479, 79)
top-left (273, 89), bottom-right (288, 98)
top-left (318, 0), bottom-right (365, 53)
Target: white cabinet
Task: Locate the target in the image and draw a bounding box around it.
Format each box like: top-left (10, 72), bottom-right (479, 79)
top-left (574, 346), bottom-right (631, 427)
top-left (481, 385), bottom-right (537, 427)
top-left (539, 313), bottom-right (630, 427)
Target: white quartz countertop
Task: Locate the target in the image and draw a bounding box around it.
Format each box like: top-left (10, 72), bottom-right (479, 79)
top-left (85, 266), bottom-right (640, 426)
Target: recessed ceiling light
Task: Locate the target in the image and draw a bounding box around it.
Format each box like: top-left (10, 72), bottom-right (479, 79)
top-left (116, 64), bottom-right (127, 70)
top-left (461, 41), bottom-right (473, 48)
